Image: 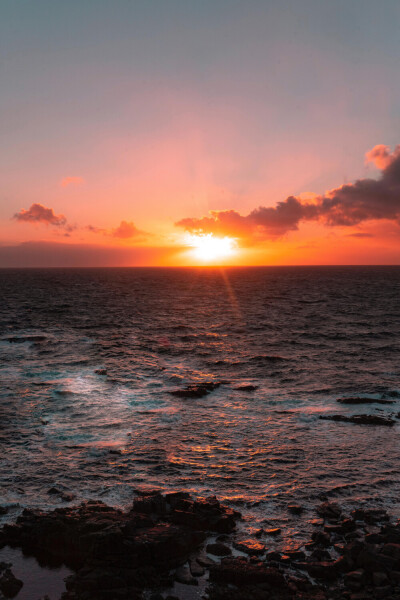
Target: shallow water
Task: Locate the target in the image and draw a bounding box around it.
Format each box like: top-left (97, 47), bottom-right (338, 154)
top-left (0, 266), bottom-right (399, 545)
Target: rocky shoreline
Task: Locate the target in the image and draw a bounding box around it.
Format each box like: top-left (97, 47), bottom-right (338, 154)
top-left (1, 492), bottom-right (400, 600)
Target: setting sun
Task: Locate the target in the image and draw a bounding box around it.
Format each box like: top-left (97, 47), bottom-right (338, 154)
top-left (185, 233), bottom-right (237, 262)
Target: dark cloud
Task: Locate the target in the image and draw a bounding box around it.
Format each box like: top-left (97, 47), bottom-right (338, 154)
top-left (176, 144), bottom-right (400, 240)
top-left (13, 203), bottom-right (67, 227)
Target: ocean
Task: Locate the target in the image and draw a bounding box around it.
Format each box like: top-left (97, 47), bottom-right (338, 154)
top-left (1, 266), bottom-right (399, 548)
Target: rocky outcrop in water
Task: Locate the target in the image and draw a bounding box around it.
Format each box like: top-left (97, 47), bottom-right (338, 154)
top-left (320, 414), bottom-right (396, 426)
top-left (168, 382), bottom-right (223, 398)
top-left (337, 397), bottom-right (395, 405)
top-left (1, 493), bottom-right (400, 599)
top-left (0, 492), bottom-right (239, 600)
top-left (0, 562), bottom-right (23, 598)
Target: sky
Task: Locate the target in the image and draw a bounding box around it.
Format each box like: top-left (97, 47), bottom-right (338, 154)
top-left (1, 0), bottom-right (400, 266)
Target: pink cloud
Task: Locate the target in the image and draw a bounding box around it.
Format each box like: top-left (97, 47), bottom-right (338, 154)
top-left (60, 176), bottom-right (84, 187)
top-left (13, 203), bottom-right (67, 227)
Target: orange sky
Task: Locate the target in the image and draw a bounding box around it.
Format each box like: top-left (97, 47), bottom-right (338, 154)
top-left (1, 1), bottom-right (399, 266)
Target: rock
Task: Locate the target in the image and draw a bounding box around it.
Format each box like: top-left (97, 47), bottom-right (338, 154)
top-left (209, 557), bottom-right (286, 587)
top-left (0, 492), bottom-right (236, 600)
top-left (320, 414), bottom-right (395, 426)
top-left (351, 508), bottom-right (389, 524)
top-left (264, 528), bottom-right (281, 536)
top-left (0, 568), bottom-right (23, 598)
top-left (196, 552), bottom-right (216, 568)
top-left (233, 539), bottom-right (265, 556)
top-left (312, 530), bottom-right (331, 547)
top-left (61, 492), bottom-right (76, 502)
top-left (288, 504), bottom-right (304, 515)
top-left (373, 572), bottom-right (389, 586)
top-left (317, 501), bottom-right (342, 519)
top-left (94, 369), bottom-right (107, 375)
top-left (374, 585), bottom-right (393, 598)
top-left (344, 569), bottom-right (366, 590)
top-left (189, 558), bottom-right (204, 577)
top-left (381, 543), bottom-right (400, 560)
top-left (337, 397), bottom-right (395, 405)
top-left (206, 542), bottom-right (232, 556)
top-left (174, 566), bottom-right (198, 586)
top-left (234, 384), bottom-right (258, 391)
top-left (168, 382), bottom-right (222, 398)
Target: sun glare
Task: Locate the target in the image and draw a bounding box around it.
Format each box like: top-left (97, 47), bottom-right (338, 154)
top-left (185, 233), bottom-right (237, 262)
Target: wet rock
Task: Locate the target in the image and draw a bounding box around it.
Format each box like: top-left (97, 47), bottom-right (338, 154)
top-left (168, 382), bottom-right (222, 398)
top-left (288, 504), bottom-right (304, 515)
top-left (234, 384), bottom-right (258, 391)
top-left (0, 508), bottom-right (8, 516)
top-left (196, 552), bottom-right (216, 568)
top-left (189, 558), bottom-right (204, 577)
top-left (320, 414), bottom-right (395, 426)
top-left (94, 369), bottom-right (107, 375)
top-left (344, 569), bottom-right (366, 590)
top-left (209, 556), bottom-right (285, 587)
top-left (373, 572), bottom-right (389, 586)
top-left (174, 565), bottom-right (198, 586)
top-left (351, 508), bottom-right (389, 524)
top-left (337, 397), bottom-right (395, 405)
top-left (133, 492), bottom-right (167, 515)
top-left (310, 549), bottom-right (332, 561)
top-left (317, 501), bottom-right (342, 519)
top-left (233, 539), bottom-right (265, 556)
top-left (206, 542), bottom-right (232, 556)
top-left (311, 530), bottom-right (331, 547)
top-left (0, 568), bottom-right (23, 598)
top-left (265, 528), bottom-right (281, 536)
top-left (0, 492), bottom-right (237, 600)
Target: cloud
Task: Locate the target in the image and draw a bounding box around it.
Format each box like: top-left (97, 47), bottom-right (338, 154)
top-left (346, 232), bottom-right (374, 238)
top-left (111, 220), bottom-right (143, 238)
top-left (365, 144), bottom-right (400, 170)
top-left (86, 221), bottom-right (147, 239)
top-left (176, 144), bottom-right (400, 241)
top-left (60, 176), bottom-right (84, 187)
top-left (13, 203), bottom-right (67, 227)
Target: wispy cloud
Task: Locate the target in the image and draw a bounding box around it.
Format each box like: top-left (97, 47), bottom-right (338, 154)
top-left (60, 176), bottom-right (84, 188)
top-left (86, 220), bottom-right (147, 240)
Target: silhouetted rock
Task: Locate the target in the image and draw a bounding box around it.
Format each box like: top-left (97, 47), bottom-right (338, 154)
top-left (234, 384), bottom-right (258, 391)
top-left (317, 501), bottom-right (342, 519)
top-left (210, 556), bottom-right (285, 586)
top-left (0, 566), bottom-right (23, 598)
top-left (320, 414), bottom-right (395, 426)
top-left (207, 542), bottom-right (232, 556)
top-left (168, 382), bottom-right (223, 398)
top-left (288, 504), bottom-right (304, 515)
top-left (0, 493), bottom-right (239, 600)
top-left (337, 397), bottom-right (395, 405)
